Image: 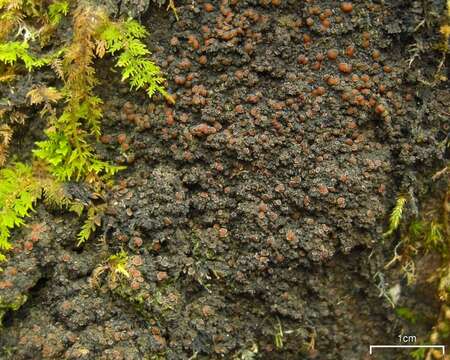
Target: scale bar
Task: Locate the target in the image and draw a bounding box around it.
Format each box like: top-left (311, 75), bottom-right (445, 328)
top-left (370, 345), bottom-right (446, 355)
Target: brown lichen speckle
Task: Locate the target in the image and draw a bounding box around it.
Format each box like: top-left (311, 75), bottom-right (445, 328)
top-left (340, 2), bottom-right (353, 13)
top-left (327, 48), bottom-right (339, 60)
top-left (338, 62), bottom-right (353, 74)
top-left (204, 3), bottom-right (214, 13)
top-left (286, 230), bottom-right (296, 242)
top-left (156, 271), bottom-right (168, 282)
top-left (218, 228), bottom-right (228, 238)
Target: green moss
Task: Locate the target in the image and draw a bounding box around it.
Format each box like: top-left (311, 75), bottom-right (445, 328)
top-left (388, 179), bottom-right (449, 356)
top-left (384, 196), bottom-right (407, 237)
top-left (0, 1), bottom-right (174, 261)
top-left (395, 307), bottom-right (419, 325)
top-left (0, 294), bottom-right (27, 324)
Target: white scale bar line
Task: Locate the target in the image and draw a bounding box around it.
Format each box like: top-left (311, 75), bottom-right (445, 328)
top-left (369, 345), bottom-right (446, 355)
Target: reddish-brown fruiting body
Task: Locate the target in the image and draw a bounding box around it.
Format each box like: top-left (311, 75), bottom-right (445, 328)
top-left (338, 62), bottom-right (352, 73)
top-left (340, 2), bottom-right (353, 13)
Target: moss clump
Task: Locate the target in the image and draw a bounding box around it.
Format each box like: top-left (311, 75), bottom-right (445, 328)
top-left (386, 175), bottom-right (449, 358)
top-left (0, 0), bottom-right (174, 261)
top-left (0, 294), bottom-right (27, 324)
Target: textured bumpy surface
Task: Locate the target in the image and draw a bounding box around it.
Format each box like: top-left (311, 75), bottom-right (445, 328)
top-left (0, 0), bottom-right (448, 359)
top-left (96, 0), bottom-right (166, 18)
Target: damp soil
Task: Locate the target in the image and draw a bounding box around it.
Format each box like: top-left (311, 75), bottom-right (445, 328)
top-left (0, 0), bottom-right (449, 359)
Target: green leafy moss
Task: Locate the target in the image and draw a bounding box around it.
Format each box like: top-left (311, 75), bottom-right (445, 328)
top-left (0, 294), bottom-right (27, 324)
top-left (384, 196), bottom-right (407, 237)
top-left (395, 307), bottom-right (419, 325)
top-left (0, 161), bottom-right (93, 260)
top-left (0, 163), bottom-right (41, 259)
top-left (0, 1), bottom-right (173, 261)
top-left (0, 41), bottom-right (47, 70)
top-left (77, 204), bottom-right (106, 246)
top-left (48, 0), bottom-right (69, 25)
top-left (98, 18), bottom-right (174, 102)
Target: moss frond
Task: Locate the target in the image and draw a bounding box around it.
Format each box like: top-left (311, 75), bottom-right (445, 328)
top-left (77, 203), bottom-right (106, 246)
top-left (0, 1), bottom-right (172, 262)
top-left (98, 18), bottom-right (174, 103)
top-left (33, 5), bottom-right (123, 181)
top-left (0, 41), bottom-right (47, 70)
top-left (0, 124), bottom-right (12, 166)
top-left (48, 0), bottom-right (69, 26)
top-left (0, 163), bottom-right (42, 255)
top-left (384, 196), bottom-right (408, 237)
top-left (409, 220), bottom-right (425, 239)
top-left (27, 86), bottom-right (63, 105)
top-left (108, 249), bottom-right (130, 279)
top-left (0, 161), bottom-right (100, 259)
top-left (41, 177), bottom-right (72, 209)
top-left (425, 221), bottom-right (445, 250)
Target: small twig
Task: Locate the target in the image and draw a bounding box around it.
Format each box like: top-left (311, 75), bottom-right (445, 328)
top-left (432, 166), bottom-right (448, 181)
